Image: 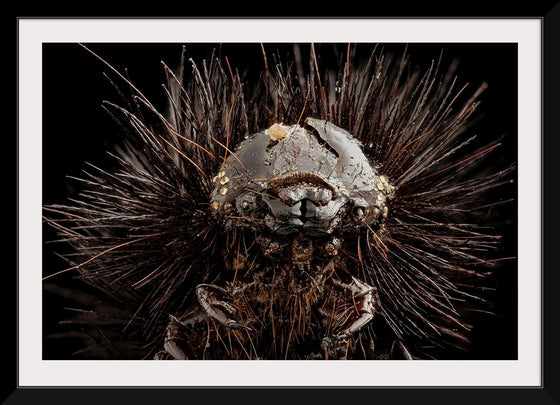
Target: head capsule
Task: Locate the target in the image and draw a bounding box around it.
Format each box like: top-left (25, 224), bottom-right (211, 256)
top-left (209, 118), bottom-right (395, 237)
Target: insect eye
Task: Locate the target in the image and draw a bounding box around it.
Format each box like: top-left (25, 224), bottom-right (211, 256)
top-left (235, 193), bottom-right (258, 214)
top-left (351, 204), bottom-right (386, 227)
top-left (352, 206), bottom-right (366, 221)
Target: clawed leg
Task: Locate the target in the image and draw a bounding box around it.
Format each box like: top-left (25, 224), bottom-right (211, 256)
top-left (196, 283), bottom-right (251, 331)
top-left (330, 276), bottom-right (378, 339)
top-left (155, 317), bottom-right (192, 360)
top-left (158, 283), bottom-right (251, 359)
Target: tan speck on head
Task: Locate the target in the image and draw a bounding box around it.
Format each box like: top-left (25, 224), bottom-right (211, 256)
top-left (268, 123), bottom-right (288, 140)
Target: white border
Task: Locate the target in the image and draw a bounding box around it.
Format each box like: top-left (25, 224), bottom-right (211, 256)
top-left (18, 18), bottom-right (542, 387)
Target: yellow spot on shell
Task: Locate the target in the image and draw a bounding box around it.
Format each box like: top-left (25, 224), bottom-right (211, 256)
top-left (211, 201), bottom-right (220, 210)
top-left (219, 176), bottom-right (230, 185)
top-left (268, 123), bottom-right (288, 140)
top-left (220, 187), bottom-right (228, 195)
top-left (213, 171), bottom-right (227, 184)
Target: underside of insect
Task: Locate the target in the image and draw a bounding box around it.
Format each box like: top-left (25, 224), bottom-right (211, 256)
top-left (43, 43), bottom-right (515, 360)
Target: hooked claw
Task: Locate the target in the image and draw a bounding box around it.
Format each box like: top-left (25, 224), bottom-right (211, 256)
top-left (196, 284), bottom-right (252, 331)
top-left (331, 276), bottom-right (378, 339)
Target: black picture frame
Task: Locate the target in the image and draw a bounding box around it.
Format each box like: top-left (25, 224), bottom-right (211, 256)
top-left (13, 7), bottom-right (558, 405)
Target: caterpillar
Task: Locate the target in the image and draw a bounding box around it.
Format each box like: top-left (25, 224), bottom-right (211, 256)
top-left (42, 43), bottom-right (517, 360)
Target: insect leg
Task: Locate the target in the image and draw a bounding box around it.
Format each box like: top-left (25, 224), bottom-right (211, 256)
top-left (160, 317), bottom-right (192, 360)
top-left (331, 276), bottom-right (378, 339)
top-left (196, 284), bottom-right (252, 331)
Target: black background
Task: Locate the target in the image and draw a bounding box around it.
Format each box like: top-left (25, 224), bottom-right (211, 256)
top-left (42, 42), bottom-right (518, 360)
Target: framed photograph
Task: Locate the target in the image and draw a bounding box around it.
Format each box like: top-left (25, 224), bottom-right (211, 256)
top-left (15, 14), bottom-right (555, 404)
